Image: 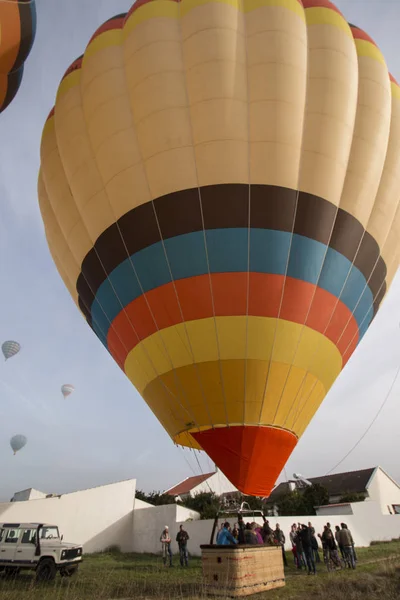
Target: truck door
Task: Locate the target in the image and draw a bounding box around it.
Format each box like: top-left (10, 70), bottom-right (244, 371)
top-left (0, 528), bottom-right (20, 564)
top-left (15, 528), bottom-right (37, 565)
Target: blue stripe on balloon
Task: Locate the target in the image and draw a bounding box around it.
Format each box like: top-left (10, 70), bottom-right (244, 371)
top-left (90, 229), bottom-right (374, 343)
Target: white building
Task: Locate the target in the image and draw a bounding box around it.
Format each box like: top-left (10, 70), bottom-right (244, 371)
top-left (11, 488), bottom-right (48, 502)
top-left (266, 467), bottom-right (400, 516)
top-left (164, 468), bottom-right (237, 501)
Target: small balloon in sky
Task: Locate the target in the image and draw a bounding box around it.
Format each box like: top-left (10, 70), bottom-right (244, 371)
top-left (2, 341), bottom-right (21, 361)
top-left (61, 384), bottom-right (75, 399)
top-left (10, 434), bottom-right (27, 455)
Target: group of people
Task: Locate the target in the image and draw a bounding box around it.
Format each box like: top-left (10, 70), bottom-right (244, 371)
top-left (160, 525), bottom-right (190, 568)
top-left (215, 520), bottom-right (357, 574)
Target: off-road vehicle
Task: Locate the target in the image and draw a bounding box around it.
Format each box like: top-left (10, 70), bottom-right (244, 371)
top-left (0, 522), bottom-right (83, 581)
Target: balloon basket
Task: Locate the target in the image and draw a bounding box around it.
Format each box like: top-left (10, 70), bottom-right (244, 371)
top-left (200, 545), bottom-right (285, 597)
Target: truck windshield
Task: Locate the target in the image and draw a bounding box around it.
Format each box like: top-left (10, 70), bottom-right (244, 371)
top-left (40, 527), bottom-right (59, 539)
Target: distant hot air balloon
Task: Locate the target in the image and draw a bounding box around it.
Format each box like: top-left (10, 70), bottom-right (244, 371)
top-left (2, 340), bottom-right (21, 361)
top-left (10, 434), bottom-right (27, 455)
top-left (0, 0), bottom-right (37, 113)
top-left (61, 384), bottom-right (75, 399)
top-left (38, 0), bottom-right (400, 497)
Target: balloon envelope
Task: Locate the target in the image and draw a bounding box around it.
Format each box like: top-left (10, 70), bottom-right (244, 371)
top-left (61, 384), bottom-right (75, 398)
top-left (38, 0), bottom-right (400, 496)
top-left (0, 0), bottom-right (37, 113)
top-left (10, 434), bottom-right (27, 455)
top-left (2, 340), bottom-right (21, 361)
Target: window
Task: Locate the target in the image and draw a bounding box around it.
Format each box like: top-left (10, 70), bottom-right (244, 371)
top-left (0, 529), bottom-right (4, 542)
top-left (21, 529), bottom-right (36, 544)
top-left (40, 527), bottom-right (59, 540)
top-left (5, 529), bottom-right (20, 543)
top-left (393, 504), bottom-right (400, 515)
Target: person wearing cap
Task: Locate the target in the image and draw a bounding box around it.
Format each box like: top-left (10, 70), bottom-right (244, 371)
top-left (160, 526), bottom-right (173, 567)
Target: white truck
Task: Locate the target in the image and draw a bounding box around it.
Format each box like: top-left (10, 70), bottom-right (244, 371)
top-left (0, 522), bottom-right (83, 581)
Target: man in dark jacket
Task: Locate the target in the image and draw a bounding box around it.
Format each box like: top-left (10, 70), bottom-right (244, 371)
top-left (176, 525), bottom-right (189, 567)
top-left (299, 524), bottom-right (316, 574)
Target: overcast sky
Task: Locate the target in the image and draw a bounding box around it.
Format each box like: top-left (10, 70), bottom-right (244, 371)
top-left (0, 0), bottom-right (399, 502)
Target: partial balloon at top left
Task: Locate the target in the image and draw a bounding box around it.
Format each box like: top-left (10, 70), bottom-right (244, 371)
top-left (0, 0), bottom-right (36, 113)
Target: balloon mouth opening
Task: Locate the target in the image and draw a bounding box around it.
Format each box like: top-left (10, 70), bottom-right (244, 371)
top-left (191, 425), bottom-right (298, 496)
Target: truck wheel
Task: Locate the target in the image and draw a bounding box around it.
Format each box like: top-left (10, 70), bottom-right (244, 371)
top-left (36, 558), bottom-right (56, 582)
top-left (60, 566), bottom-right (78, 577)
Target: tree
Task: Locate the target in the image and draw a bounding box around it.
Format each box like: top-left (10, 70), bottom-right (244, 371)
top-left (303, 483), bottom-right (329, 512)
top-left (275, 484), bottom-right (329, 516)
top-left (182, 492), bottom-right (221, 520)
top-left (275, 490), bottom-right (309, 516)
top-left (135, 490), bottom-right (176, 506)
top-left (339, 492), bottom-right (366, 503)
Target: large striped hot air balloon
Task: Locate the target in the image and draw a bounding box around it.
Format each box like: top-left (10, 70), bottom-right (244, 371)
top-left (38, 0), bottom-right (400, 496)
top-left (0, 0), bottom-right (36, 113)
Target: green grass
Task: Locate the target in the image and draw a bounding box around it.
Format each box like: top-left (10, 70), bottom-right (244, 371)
top-left (0, 541), bottom-right (399, 599)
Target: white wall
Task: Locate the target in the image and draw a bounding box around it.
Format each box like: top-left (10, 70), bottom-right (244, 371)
top-left (130, 500), bottom-right (400, 557)
top-left (134, 498), bottom-right (155, 510)
top-left (192, 470), bottom-right (237, 497)
top-left (11, 489), bottom-right (47, 502)
top-left (367, 468), bottom-right (400, 514)
top-left (316, 504), bottom-right (353, 516)
top-left (0, 479), bottom-right (136, 553)
top-left (132, 504), bottom-right (200, 554)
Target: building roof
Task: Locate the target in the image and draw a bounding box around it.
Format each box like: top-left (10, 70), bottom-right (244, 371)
top-left (267, 467), bottom-right (376, 502)
top-left (166, 472), bottom-right (215, 496)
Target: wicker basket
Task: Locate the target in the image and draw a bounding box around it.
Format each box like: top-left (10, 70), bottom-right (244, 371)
top-left (200, 544), bottom-right (285, 597)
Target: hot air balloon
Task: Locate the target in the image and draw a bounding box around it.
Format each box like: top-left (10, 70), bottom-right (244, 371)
top-left (0, 0), bottom-right (37, 113)
top-left (10, 434), bottom-right (27, 455)
top-left (2, 340), bottom-right (21, 361)
top-left (38, 0), bottom-right (400, 497)
top-left (61, 384), bottom-right (75, 399)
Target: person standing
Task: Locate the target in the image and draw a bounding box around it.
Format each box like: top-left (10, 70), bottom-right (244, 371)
top-left (160, 526), bottom-right (173, 567)
top-left (274, 524), bottom-right (288, 567)
top-left (176, 525), bottom-right (189, 567)
top-left (335, 525), bottom-right (345, 559)
top-left (308, 522), bottom-right (320, 563)
top-left (299, 524), bottom-right (316, 575)
top-left (338, 523), bottom-right (356, 569)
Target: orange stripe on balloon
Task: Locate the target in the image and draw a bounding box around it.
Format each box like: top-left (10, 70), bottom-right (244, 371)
top-left (350, 25), bottom-right (377, 47)
top-left (301, 0), bottom-right (342, 15)
top-left (89, 16), bottom-right (125, 44)
top-left (390, 73), bottom-right (399, 86)
top-left (0, 1), bottom-right (21, 74)
top-left (126, 0), bottom-right (179, 20)
top-left (107, 274), bottom-right (359, 369)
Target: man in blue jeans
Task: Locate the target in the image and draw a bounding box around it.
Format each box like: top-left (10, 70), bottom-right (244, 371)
top-left (176, 524), bottom-right (190, 567)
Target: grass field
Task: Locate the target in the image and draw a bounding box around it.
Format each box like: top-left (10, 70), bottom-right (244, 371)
top-left (0, 541), bottom-right (399, 599)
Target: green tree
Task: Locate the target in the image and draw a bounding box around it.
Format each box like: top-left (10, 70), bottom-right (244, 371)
top-left (339, 492), bottom-right (366, 503)
top-left (182, 492), bottom-right (221, 520)
top-left (135, 490), bottom-right (176, 506)
top-left (275, 490), bottom-right (309, 516)
top-left (275, 484), bottom-right (329, 516)
top-left (303, 483), bottom-right (329, 513)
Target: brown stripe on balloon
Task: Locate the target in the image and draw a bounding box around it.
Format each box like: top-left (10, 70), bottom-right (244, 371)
top-left (14, 0), bottom-right (36, 72)
top-left (2, 68), bottom-right (23, 113)
top-left (76, 184), bottom-right (387, 309)
top-left (373, 282), bottom-right (386, 316)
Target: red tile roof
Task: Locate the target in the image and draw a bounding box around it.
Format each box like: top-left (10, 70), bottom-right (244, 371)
top-left (166, 473), bottom-right (215, 496)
